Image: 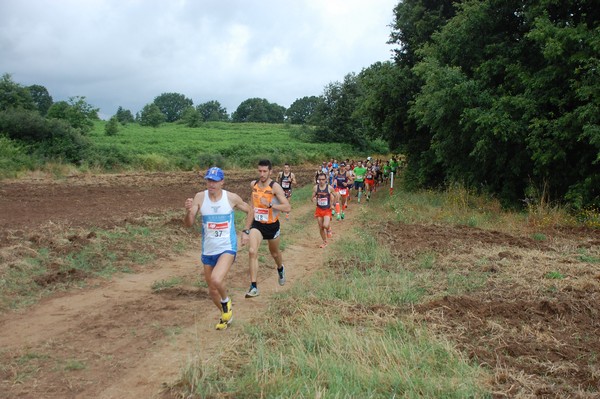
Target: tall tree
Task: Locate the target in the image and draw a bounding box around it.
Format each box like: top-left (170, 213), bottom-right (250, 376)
top-left (139, 103), bottom-right (166, 127)
top-left (27, 84), bottom-right (53, 115)
top-left (196, 100), bottom-right (229, 121)
top-left (407, 0), bottom-right (599, 206)
top-left (114, 106), bottom-right (135, 125)
top-left (182, 106), bottom-right (201, 127)
top-left (0, 73), bottom-right (35, 111)
top-left (232, 98), bottom-right (285, 123)
top-left (46, 96), bottom-right (98, 133)
top-left (285, 96), bottom-right (321, 125)
top-left (105, 116), bottom-right (119, 136)
top-left (312, 73), bottom-right (368, 148)
top-left (153, 92), bottom-right (193, 122)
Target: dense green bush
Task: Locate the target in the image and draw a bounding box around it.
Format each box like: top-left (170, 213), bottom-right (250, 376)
top-left (0, 136), bottom-right (36, 177)
top-left (84, 144), bottom-right (133, 170)
top-left (0, 108), bottom-right (90, 164)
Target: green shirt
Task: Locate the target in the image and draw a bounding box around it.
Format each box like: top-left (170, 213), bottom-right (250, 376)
top-left (353, 166), bottom-right (367, 182)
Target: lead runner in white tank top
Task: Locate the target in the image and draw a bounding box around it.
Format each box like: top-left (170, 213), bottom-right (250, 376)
top-left (200, 190), bottom-right (237, 256)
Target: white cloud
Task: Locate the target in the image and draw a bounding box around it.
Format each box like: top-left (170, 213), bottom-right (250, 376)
top-left (0, 0), bottom-right (397, 118)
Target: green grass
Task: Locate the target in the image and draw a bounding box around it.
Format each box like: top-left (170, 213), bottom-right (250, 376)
top-left (544, 271), bottom-right (565, 279)
top-left (151, 277), bottom-right (184, 292)
top-left (87, 121), bottom-right (360, 171)
top-left (172, 192), bottom-right (490, 398)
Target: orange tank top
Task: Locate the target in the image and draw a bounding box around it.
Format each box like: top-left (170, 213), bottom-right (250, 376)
top-left (252, 181), bottom-right (279, 223)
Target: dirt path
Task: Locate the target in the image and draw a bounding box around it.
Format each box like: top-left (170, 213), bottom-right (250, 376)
top-left (0, 190), bottom-right (355, 398)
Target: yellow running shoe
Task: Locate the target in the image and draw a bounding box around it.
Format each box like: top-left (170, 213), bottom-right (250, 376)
top-left (221, 299), bottom-right (232, 322)
top-left (215, 317), bottom-right (231, 330)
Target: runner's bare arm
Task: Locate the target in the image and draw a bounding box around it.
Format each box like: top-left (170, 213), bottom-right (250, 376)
top-left (311, 184), bottom-right (318, 202)
top-left (291, 173), bottom-right (297, 185)
top-left (271, 182), bottom-right (291, 213)
top-left (183, 191), bottom-right (204, 227)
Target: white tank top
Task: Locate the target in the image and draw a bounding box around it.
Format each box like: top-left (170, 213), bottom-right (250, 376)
top-left (200, 190), bottom-right (237, 256)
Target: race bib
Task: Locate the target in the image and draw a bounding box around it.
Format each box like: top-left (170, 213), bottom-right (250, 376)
top-left (282, 181), bottom-right (290, 189)
top-left (339, 188), bottom-right (348, 196)
top-left (317, 197), bottom-right (328, 206)
top-left (254, 208), bottom-right (269, 222)
top-left (207, 221), bottom-right (230, 238)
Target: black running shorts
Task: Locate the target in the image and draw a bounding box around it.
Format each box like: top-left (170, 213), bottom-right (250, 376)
top-left (251, 219), bottom-right (281, 240)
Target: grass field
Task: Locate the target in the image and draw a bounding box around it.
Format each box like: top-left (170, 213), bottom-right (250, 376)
top-left (89, 121), bottom-right (360, 171)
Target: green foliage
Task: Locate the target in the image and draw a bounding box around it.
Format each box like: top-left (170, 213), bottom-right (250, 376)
top-left (32, 120), bottom-right (90, 163)
top-left (313, 73), bottom-right (368, 148)
top-left (114, 106), bottom-right (134, 125)
top-left (390, 0), bottom-right (457, 66)
top-left (181, 106), bottom-right (201, 127)
top-left (544, 271), bottom-right (564, 280)
top-left (27, 84), bottom-right (53, 116)
top-left (285, 95), bottom-right (321, 124)
top-left (382, 0), bottom-right (600, 208)
top-left (151, 277), bottom-right (183, 292)
top-left (85, 144), bottom-right (133, 170)
top-left (104, 116), bottom-right (119, 136)
top-left (153, 92), bottom-right (193, 122)
top-left (0, 73), bottom-right (36, 112)
top-left (86, 121), bottom-right (357, 171)
top-left (0, 136), bottom-right (35, 177)
top-left (0, 108), bottom-right (90, 163)
top-left (138, 103), bottom-right (166, 127)
top-left (46, 96), bottom-right (99, 133)
top-left (133, 153), bottom-right (171, 171)
top-left (196, 100), bottom-right (228, 122)
top-left (232, 98), bottom-right (285, 123)
top-left (0, 108), bottom-right (52, 141)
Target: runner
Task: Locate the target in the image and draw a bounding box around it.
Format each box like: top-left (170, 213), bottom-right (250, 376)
top-left (383, 160), bottom-right (391, 185)
top-left (277, 163), bottom-right (297, 220)
top-left (312, 172), bottom-right (336, 248)
top-left (243, 159), bottom-right (291, 298)
top-left (352, 160), bottom-right (367, 203)
top-left (345, 161), bottom-right (356, 203)
top-left (334, 162), bottom-right (353, 220)
top-left (365, 161), bottom-right (376, 201)
top-left (183, 167), bottom-right (253, 330)
top-left (390, 156), bottom-right (399, 176)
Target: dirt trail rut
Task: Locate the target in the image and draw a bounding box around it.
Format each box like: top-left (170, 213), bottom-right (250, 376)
top-left (0, 187), bottom-right (354, 398)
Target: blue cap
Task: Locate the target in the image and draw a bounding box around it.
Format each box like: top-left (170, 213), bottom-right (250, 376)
top-left (204, 167), bottom-right (224, 181)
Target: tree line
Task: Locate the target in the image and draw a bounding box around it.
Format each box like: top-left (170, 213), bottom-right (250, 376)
top-left (1, 0), bottom-right (598, 209)
top-left (316, 0), bottom-right (598, 209)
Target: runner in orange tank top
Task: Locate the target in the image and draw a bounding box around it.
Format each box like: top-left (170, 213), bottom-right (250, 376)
top-left (241, 159), bottom-right (291, 298)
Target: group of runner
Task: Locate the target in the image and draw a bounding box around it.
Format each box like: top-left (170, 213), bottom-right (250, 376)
top-left (184, 160), bottom-right (290, 331)
top-left (311, 157), bottom-right (398, 248)
top-left (184, 157), bottom-right (401, 330)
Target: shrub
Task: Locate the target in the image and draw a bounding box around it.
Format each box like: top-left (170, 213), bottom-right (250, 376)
top-left (134, 153), bottom-right (171, 171)
top-left (0, 135), bottom-right (35, 177)
top-left (105, 116), bottom-right (119, 136)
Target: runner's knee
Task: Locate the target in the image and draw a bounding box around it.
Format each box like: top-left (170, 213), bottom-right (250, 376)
top-left (248, 246), bottom-right (259, 259)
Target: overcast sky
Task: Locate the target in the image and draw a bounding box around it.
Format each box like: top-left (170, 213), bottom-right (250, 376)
top-left (1, 0), bottom-right (398, 119)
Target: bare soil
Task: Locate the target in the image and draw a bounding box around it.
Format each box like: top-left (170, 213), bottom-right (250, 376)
top-left (1, 169), bottom-right (599, 398)
top-left (377, 221), bottom-right (600, 398)
top-left (0, 167), bottom-right (329, 399)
